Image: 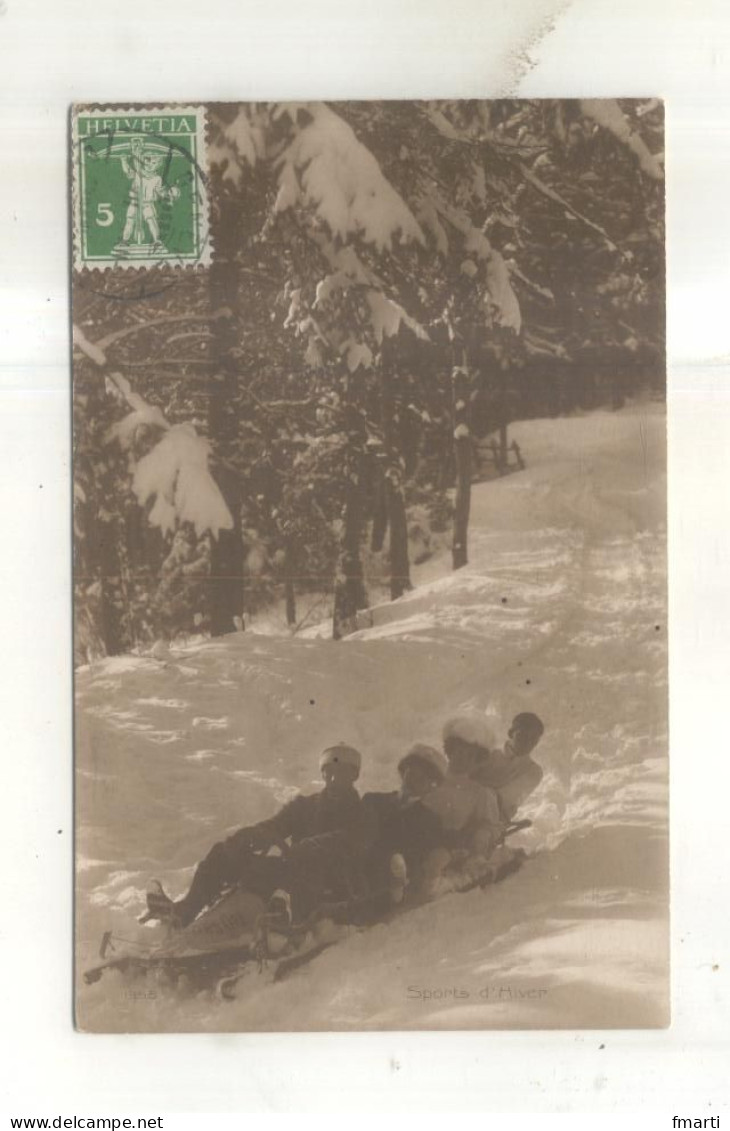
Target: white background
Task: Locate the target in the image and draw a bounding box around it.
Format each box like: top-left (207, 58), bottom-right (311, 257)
top-left (1, 0), bottom-right (729, 1117)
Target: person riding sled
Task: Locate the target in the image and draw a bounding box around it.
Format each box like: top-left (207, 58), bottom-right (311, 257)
top-left (359, 743), bottom-right (449, 910)
top-left (471, 712), bottom-right (545, 820)
top-left (416, 713), bottom-right (506, 895)
top-left (143, 742), bottom-right (376, 928)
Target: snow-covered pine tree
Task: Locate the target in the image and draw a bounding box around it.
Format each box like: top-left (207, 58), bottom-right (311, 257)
top-left (261, 102), bottom-right (429, 634)
top-left (73, 322), bottom-right (235, 652)
top-left (73, 99), bottom-right (662, 655)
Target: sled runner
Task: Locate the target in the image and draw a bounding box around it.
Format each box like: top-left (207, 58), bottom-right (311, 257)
top-left (83, 888), bottom-right (268, 988)
top-left (210, 840), bottom-right (530, 998)
top-left (82, 824), bottom-right (532, 997)
top-left (82, 886), bottom-right (348, 995)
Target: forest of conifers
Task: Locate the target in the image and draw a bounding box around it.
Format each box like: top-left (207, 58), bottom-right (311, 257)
top-left (72, 99), bottom-right (664, 661)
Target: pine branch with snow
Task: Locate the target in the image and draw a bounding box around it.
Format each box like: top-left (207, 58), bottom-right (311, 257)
top-left (132, 425), bottom-right (234, 539)
top-left (103, 374), bottom-right (234, 540)
top-left (581, 99), bottom-right (664, 181)
top-left (273, 103), bottom-right (425, 251)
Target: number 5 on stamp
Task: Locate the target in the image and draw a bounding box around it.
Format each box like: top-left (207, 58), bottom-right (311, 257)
top-left (71, 106), bottom-right (210, 270)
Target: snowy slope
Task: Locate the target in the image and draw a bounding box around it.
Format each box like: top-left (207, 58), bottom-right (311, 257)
top-left (75, 403), bottom-right (668, 1032)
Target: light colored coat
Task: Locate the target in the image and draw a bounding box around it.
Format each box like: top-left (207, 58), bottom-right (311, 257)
top-left (421, 772), bottom-right (502, 854)
top-left (474, 746), bottom-right (543, 820)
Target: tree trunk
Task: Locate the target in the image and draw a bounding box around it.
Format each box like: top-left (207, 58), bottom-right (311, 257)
top-left (208, 463), bottom-right (244, 636)
top-left (97, 516), bottom-right (134, 655)
top-left (370, 472), bottom-right (388, 552)
top-left (208, 198), bottom-right (245, 636)
top-left (385, 471), bottom-right (412, 600)
top-left (438, 428), bottom-right (454, 490)
top-left (452, 363), bottom-right (472, 571)
top-left (498, 420), bottom-right (508, 474)
top-left (284, 540), bottom-right (297, 628)
top-left (495, 364), bottom-right (510, 475)
top-left (332, 457), bottom-right (368, 641)
top-left (74, 351), bottom-right (136, 657)
top-left (381, 349), bottom-right (412, 599)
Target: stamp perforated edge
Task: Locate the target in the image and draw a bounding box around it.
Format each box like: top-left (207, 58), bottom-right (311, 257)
top-left (71, 104), bottom-right (212, 273)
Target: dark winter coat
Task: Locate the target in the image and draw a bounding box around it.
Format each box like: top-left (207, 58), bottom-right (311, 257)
top-left (179, 786), bottom-right (376, 924)
top-left (240, 787), bottom-right (375, 853)
top-left (361, 790), bottom-right (446, 880)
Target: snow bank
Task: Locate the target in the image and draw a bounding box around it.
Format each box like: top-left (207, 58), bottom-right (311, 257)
top-left (75, 403), bottom-right (668, 1032)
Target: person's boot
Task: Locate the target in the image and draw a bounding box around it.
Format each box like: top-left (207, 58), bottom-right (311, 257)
top-left (253, 889), bottom-right (293, 963)
top-left (139, 880), bottom-right (181, 926)
top-left (389, 854), bottom-right (408, 905)
top-left (419, 847), bottom-right (452, 899)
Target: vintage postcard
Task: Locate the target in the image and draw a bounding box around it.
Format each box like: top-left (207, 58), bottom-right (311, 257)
top-left (72, 100), bottom-right (667, 1032)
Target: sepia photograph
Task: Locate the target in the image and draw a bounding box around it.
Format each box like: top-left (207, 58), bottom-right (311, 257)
top-left (71, 98), bottom-right (667, 1033)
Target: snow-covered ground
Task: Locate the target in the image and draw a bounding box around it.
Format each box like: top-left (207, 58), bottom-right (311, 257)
top-left (75, 402), bottom-right (668, 1032)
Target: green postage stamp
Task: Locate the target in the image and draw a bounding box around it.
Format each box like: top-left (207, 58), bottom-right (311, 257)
top-left (72, 106), bottom-right (210, 270)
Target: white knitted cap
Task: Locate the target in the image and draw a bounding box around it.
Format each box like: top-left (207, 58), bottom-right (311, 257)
top-left (319, 743), bottom-right (362, 775)
top-left (442, 713), bottom-right (497, 752)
